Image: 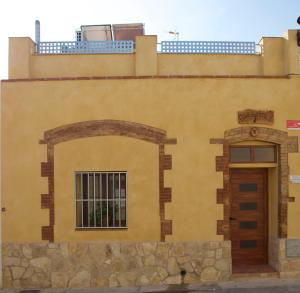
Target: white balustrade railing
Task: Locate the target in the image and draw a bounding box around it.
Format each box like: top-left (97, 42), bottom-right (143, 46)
top-left (161, 41), bottom-right (256, 54)
top-left (36, 40), bottom-right (134, 54)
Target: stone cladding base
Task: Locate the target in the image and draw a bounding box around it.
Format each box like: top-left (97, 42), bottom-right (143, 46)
top-left (2, 241), bottom-right (231, 288)
top-left (278, 238), bottom-right (300, 278)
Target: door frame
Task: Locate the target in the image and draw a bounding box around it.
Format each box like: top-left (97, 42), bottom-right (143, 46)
top-left (229, 167), bottom-right (269, 266)
top-left (210, 126), bottom-right (298, 240)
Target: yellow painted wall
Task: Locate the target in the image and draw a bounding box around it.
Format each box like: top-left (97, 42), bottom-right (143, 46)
top-left (288, 150), bottom-right (300, 238)
top-left (298, 47), bottom-right (300, 72)
top-left (8, 37), bottom-right (35, 79)
top-left (31, 54), bottom-right (135, 78)
top-left (158, 54), bottom-right (262, 76)
top-left (29, 52), bottom-right (262, 78)
top-left (261, 38), bottom-right (285, 75)
top-left (1, 76), bottom-right (300, 243)
top-left (135, 36), bottom-right (157, 76)
top-left (55, 136), bottom-right (159, 242)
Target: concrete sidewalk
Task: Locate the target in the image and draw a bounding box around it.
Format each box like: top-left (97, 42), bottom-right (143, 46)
top-left (2, 278), bottom-right (300, 293)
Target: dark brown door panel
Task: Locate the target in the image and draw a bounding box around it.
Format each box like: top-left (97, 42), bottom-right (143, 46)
top-left (230, 168), bottom-right (268, 266)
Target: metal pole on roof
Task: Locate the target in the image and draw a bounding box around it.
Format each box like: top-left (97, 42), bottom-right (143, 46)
top-left (35, 20), bottom-right (40, 52)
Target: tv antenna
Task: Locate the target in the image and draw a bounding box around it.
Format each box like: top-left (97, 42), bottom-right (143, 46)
top-left (168, 28), bottom-right (179, 40)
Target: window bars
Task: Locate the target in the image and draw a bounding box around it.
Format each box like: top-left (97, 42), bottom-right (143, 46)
top-left (75, 172), bottom-right (127, 228)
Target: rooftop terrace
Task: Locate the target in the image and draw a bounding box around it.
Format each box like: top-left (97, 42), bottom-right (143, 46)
top-left (35, 22), bottom-right (258, 55)
top-left (6, 28), bottom-right (300, 80)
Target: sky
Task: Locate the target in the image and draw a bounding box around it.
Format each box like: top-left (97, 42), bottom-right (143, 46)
top-left (0, 0), bottom-right (299, 79)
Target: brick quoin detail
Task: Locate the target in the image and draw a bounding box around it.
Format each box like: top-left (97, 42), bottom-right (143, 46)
top-left (40, 120), bottom-right (176, 242)
top-left (40, 144), bottom-right (54, 242)
top-left (159, 144), bottom-right (174, 241)
top-left (211, 126), bottom-right (298, 240)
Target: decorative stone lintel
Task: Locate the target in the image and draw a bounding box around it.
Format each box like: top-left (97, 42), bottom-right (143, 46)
top-left (237, 109), bottom-right (274, 125)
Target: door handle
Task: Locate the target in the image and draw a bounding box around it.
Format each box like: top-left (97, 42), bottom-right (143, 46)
top-left (229, 217), bottom-right (236, 221)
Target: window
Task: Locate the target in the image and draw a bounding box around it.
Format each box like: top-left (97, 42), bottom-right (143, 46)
top-left (230, 147), bottom-right (251, 162)
top-left (75, 172), bottom-right (127, 228)
top-left (253, 146), bottom-right (275, 162)
top-left (230, 146), bottom-right (276, 163)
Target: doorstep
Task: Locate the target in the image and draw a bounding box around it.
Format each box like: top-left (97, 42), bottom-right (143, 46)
top-left (232, 264), bottom-right (279, 280)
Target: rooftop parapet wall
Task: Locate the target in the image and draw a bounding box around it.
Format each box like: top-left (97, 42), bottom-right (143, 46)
top-left (7, 30), bottom-right (299, 79)
top-left (157, 54), bottom-right (262, 76)
top-left (260, 30), bottom-right (300, 75)
top-left (9, 37), bottom-right (36, 79)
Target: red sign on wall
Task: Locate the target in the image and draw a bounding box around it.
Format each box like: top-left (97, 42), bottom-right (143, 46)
top-left (287, 120), bottom-right (300, 130)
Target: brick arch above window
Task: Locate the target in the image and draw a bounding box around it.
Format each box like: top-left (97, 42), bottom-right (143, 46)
top-left (40, 120), bottom-right (176, 242)
top-left (39, 119), bottom-right (176, 145)
top-left (210, 126), bottom-right (298, 240)
top-left (224, 126), bottom-right (290, 145)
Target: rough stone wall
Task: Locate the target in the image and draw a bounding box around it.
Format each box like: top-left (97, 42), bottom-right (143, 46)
top-left (2, 241), bottom-right (231, 288)
top-left (278, 239), bottom-right (300, 278)
top-left (268, 236), bottom-right (280, 271)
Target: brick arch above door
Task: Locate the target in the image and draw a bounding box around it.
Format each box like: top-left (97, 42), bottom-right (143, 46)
top-left (210, 126), bottom-right (298, 240)
top-left (39, 120), bottom-right (176, 242)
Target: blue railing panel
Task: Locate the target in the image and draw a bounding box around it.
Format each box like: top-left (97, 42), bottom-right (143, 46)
top-left (36, 40), bottom-right (134, 54)
top-left (161, 41), bottom-right (256, 54)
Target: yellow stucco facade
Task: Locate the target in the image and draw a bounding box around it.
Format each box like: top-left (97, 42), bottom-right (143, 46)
top-left (1, 29), bottom-right (300, 287)
top-left (2, 76), bottom-right (299, 243)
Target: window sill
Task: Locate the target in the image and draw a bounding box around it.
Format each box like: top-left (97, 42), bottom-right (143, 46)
top-left (75, 227), bottom-right (128, 231)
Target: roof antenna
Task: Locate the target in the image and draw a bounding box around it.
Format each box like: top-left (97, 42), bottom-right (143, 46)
top-left (168, 28), bottom-right (179, 41)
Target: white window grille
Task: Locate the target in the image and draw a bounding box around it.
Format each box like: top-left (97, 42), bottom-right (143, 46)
top-left (76, 31), bottom-right (82, 42)
top-left (37, 40), bottom-right (134, 54)
top-left (160, 41), bottom-right (256, 54)
top-left (75, 172), bottom-right (127, 228)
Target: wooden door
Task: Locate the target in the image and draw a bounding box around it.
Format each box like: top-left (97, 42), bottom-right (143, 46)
top-left (230, 168), bottom-right (268, 266)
